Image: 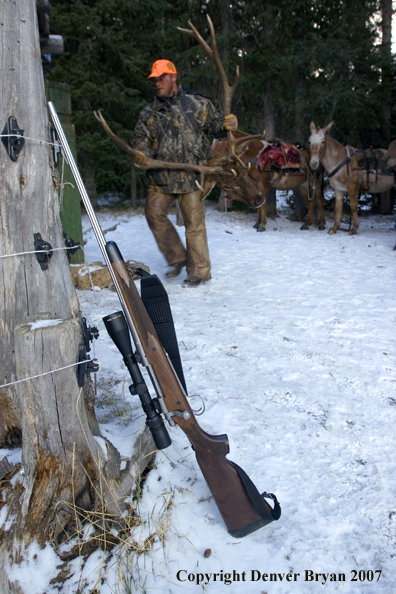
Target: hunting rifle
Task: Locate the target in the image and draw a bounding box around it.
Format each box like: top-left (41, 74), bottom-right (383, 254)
top-left (48, 101), bottom-right (281, 538)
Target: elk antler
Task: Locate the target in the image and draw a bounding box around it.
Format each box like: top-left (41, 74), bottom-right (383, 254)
top-left (178, 16), bottom-right (261, 170)
top-left (178, 15), bottom-right (239, 116)
top-left (93, 110), bottom-right (225, 180)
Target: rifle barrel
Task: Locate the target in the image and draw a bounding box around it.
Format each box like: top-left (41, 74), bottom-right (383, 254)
top-left (47, 101), bottom-right (148, 366)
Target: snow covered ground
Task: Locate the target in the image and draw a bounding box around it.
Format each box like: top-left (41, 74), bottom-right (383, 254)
top-left (2, 199), bottom-right (396, 593)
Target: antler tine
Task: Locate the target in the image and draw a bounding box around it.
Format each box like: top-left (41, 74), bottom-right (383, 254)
top-left (233, 133), bottom-right (265, 147)
top-left (177, 22), bottom-right (214, 60)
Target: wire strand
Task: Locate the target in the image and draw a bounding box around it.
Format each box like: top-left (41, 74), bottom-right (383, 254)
top-left (0, 359), bottom-right (97, 390)
top-left (0, 244), bottom-right (82, 260)
top-left (0, 133), bottom-right (58, 148)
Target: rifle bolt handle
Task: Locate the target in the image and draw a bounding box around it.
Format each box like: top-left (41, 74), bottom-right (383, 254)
top-left (170, 410), bottom-right (191, 420)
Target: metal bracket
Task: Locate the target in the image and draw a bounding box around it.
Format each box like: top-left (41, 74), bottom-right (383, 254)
top-left (33, 232), bottom-right (53, 271)
top-left (77, 344), bottom-right (100, 388)
top-left (1, 116), bottom-right (25, 162)
top-left (81, 317), bottom-right (99, 352)
top-left (63, 231), bottom-right (82, 262)
top-left (50, 127), bottom-right (61, 167)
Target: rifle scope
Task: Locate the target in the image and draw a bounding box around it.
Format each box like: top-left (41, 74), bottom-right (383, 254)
top-left (103, 311), bottom-right (172, 451)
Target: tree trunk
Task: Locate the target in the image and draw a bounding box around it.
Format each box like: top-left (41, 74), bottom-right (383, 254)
top-left (262, 88), bottom-right (277, 218)
top-left (371, 189), bottom-right (394, 215)
top-left (261, 6), bottom-right (277, 220)
top-left (291, 188), bottom-right (308, 222)
top-left (375, 0), bottom-right (393, 214)
top-left (131, 162), bottom-right (137, 209)
top-left (0, 3), bottom-right (153, 589)
top-left (81, 157), bottom-right (98, 209)
top-left (380, 0), bottom-right (392, 143)
top-left (216, 0), bottom-right (233, 213)
top-left (294, 75), bottom-right (305, 145)
top-left (216, 189), bottom-right (229, 213)
top-left (291, 74), bottom-right (307, 221)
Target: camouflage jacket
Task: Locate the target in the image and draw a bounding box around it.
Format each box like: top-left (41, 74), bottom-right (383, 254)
top-left (132, 85), bottom-right (226, 194)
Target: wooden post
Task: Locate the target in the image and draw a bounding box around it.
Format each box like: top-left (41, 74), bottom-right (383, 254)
top-left (0, 2), bottom-right (154, 589)
top-left (45, 81), bottom-right (84, 263)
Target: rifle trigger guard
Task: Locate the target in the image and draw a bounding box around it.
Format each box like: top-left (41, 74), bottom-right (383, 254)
top-left (187, 394), bottom-right (205, 416)
top-left (169, 410), bottom-right (191, 420)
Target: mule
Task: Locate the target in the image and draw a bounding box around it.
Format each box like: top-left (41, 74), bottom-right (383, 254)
top-left (309, 122), bottom-right (395, 235)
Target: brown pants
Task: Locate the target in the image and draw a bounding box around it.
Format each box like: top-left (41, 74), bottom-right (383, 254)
top-left (145, 186), bottom-right (211, 280)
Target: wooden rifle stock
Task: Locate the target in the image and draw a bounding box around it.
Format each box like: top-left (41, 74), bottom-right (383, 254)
top-left (106, 242), bottom-right (280, 538)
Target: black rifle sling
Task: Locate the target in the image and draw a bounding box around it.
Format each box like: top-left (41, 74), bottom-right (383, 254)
top-left (140, 274), bottom-right (188, 393)
top-left (231, 461), bottom-right (281, 525)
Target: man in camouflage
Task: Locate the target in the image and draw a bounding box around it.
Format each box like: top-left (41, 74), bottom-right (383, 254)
top-left (132, 59), bottom-right (238, 288)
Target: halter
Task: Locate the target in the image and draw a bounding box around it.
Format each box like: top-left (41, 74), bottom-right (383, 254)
top-left (312, 137), bottom-right (327, 162)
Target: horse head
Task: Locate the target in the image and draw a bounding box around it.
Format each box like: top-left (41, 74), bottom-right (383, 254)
top-left (309, 121), bottom-right (333, 170)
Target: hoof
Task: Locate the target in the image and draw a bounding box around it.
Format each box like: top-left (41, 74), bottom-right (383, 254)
top-left (300, 224), bottom-right (309, 231)
top-left (318, 225), bottom-right (326, 231)
top-left (256, 226), bottom-right (266, 232)
top-left (253, 223), bottom-right (258, 229)
top-left (348, 229), bottom-right (358, 236)
top-left (328, 228), bottom-right (336, 235)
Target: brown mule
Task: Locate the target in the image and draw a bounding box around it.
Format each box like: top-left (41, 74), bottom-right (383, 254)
top-left (309, 122), bottom-right (395, 235)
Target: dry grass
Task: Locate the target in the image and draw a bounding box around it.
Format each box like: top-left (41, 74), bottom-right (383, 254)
top-left (51, 407), bottom-right (174, 594)
top-left (53, 474), bottom-right (175, 593)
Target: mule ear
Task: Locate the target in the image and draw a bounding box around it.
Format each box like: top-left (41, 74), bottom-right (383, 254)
top-left (324, 121), bottom-right (334, 134)
top-left (310, 121), bottom-right (317, 133)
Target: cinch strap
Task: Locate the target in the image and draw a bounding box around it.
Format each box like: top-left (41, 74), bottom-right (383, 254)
top-left (328, 147), bottom-right (358, 178)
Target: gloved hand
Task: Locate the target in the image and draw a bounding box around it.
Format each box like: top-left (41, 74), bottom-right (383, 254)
top-left (223, 114), bottom-right (238, 132)
top-left (133, 150), bottom-right (149, 168)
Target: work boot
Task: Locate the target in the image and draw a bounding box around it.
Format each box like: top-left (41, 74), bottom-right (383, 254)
top-left (182, 275), bottom-right (205, 288)
top-left (165, 260), bottom-right (186, 279)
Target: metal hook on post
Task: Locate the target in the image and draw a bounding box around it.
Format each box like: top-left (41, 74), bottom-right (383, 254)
top-left (33, 232), bottom-right (53, 271)
top-left (1, 116), bottom-right (25, 162)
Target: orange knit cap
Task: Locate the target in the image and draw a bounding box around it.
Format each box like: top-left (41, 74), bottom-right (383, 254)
top-left (147, 59), bottom-right (177, 78)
